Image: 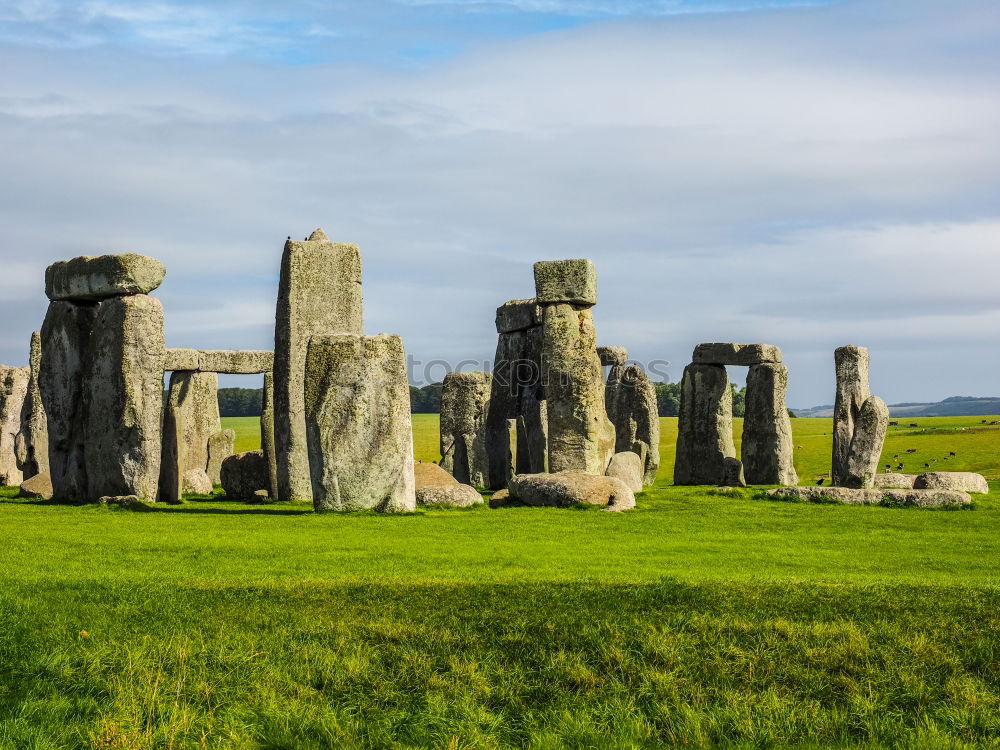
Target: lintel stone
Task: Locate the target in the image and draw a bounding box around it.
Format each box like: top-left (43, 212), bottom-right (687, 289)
top-left (164, 348), bottom-right (273, 374)
top-left (495, 298), bottom-right (542, 334)
top-left (45, 254), bottom-right (166, 301)
top-left (691, 342), bottom-right (782, 366)
top-left (533, 259), bottom-right (597, 306)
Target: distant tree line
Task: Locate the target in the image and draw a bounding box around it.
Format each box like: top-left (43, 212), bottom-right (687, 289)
top-left (218, 388), bottom-right (263, 417)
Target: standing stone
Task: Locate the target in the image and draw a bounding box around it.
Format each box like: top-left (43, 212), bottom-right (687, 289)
top-left (605, 364), bottom-right (660, 486)
top-left (15, 331), bottom-right (48, 479)
top-left (742, 363), bottom-right (798, 486)
top-left (207, 429), bottom-right (235, 485)
top-left (605, 451), bottom-right (643, 493)
top-left (843, 396), bottom-right (889, 489)
top-left (832, 346), bottom-right (871, 486)
top-left (484, 329), bottom-right (524, 489)
top-left (0, 366), bottom-right (29, 486)
top-left (516, 385), bottom-right (548, 475)
top-left (260, 372), bottom-right (278, 499)
top-left (220, 450), bottom-right (270, 500)
top-left (439, 371), bottom-right (492, 487)
top-left (274, 229), bottom-right (363, 502)
top-left (674, 363), bottom-right (735, 485)
top-left (540, 303), bottom-right (615, 475)
top-left (159, 370), bottom-right (221, 503)
top-left (40, 300), bottom-right (99, 502)
top-left (304, 334), bottom-right (415, 512)
top-left (84, 294), bottom-right (165, 501)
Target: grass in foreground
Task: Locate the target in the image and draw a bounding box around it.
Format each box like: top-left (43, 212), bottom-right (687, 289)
top-left (0, 415), bottom-right (997, 748)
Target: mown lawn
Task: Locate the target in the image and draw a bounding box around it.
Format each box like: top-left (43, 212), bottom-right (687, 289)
top-left (1, 416), bottom-right (998, 748)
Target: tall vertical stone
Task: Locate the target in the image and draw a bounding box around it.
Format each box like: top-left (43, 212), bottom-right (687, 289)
top-left (15, 331), bottom-right (48, 479)
top-left (261, 371), bottom-right (278, 499)
top-left (485, 330), bottom-right (524, 489)
top-left (159, 370), bottom-right (221, 502)
top-left (304, 334), bottom-right (415, 512)
top-left (516, 385), bottom-right (548, 475)
top-left (84, 294), bottom-right (165, 501)
top-left (832, 345), bottom-right (870, 486)
top-left (605, 363), bottom-right (660, 486)
top-left (207, 429), bottom-right (235, 485)
top-left (274, 229), bottom-right (363, 502)
top-left (742, 363), bottom-right (797, 485)
top-left (674, 363), bottom-right (735, 485)
top-left (40, 300), bottom-right (99, 502)
top-left (540, 303), bottom-right (615, 475)
top-left (439, 371), bottom-right (492, 487)
top-left (843, 396), bottom-right (889, 489)
top-left (0, 366), bottom-right (29, 486)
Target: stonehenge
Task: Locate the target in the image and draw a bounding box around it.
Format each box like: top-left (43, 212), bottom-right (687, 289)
top-left (674, 343), bottom-right (795, 487)
top-left (439, 371), bottom-right (491, 487)
top-left (0, 365), bottom-right (29, 485)
top-left (832, 346), bottom-right (889, 489)
top-left (604, 360), bottom-right (660, 486)
top-left (160, 371), bottom-right (225, 502)
top-left (15, 332), bottom-right (47, 479)
top-left (304, 334), bottom-right (415, 512)
top-left (274, 230), bottom-right (363, 502)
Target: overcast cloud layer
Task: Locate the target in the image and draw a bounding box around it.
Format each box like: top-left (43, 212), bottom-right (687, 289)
top-left (0, 0), bottom-right (997, 406)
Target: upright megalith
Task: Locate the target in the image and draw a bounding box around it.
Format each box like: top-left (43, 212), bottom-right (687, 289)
top-left (207, 429), bottom-right (235, 485)
top-left (85, 294), bottom-right (165, 501)
top-left (0, 365), bottom-right (29, 485)
top-left (742, 363), bottom-right (797, 485)
top-left (674, 363), bottom-right (736, 485)
top-left (40, 300), bottom-right (99, 501)
top-left (843, 396), bottom-right (889, 489)
top-left (832, 346), bottom-right (871, 486)
top-left (304, 334), bottom-right (415, 512)
top-left (605, 363), bottom-right (660, 486)
top-left (260, 372), bottom-right (277, 499)
top-left (540, 302), bottom-right (615, 475)
top-left (159, 370), bottom-right (221, 502)
top-left (274, 229), bottom-right (363, 502)
top-left (439, 371), bottom-right (491, 487)
top-left (15, 331), bottom-right (48, 479)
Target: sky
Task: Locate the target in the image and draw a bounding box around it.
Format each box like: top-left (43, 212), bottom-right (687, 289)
top-left (0, 0), bottom-right (997, 407)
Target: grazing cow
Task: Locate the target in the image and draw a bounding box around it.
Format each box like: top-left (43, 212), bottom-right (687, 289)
top-left (949, 451), bottom-right (956, 456)
top-left (924, 463), bottom-right (930, 468)
top-left (889, 421), bottom-right (899, 426)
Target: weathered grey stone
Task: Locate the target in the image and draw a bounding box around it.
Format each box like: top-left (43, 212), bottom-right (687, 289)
top-left (914, 472), bottom-right (989, 495)
top-left (533, 259), bottom-right (598, 306)
top-left (98, 494), bottom-right (146, 509)
top-left (842, 396), bottom-right (889, 489)
top-left (304, 334), bottom-right (415, 512)
top-left (691, 343), bottom-right (782, 366)
top-left (0, 365), bottom-right (29, 486)
top-left (507, 471), bottom-right (635, 511)
top-left (159, 370), bottom-right (221, 503)
top-left (674, 363), bottom-right (735, 485)
top-left (541, 303), bottom-right (615, 475)
top-left (183, 468), bottom-right (213, 495)
top-left (220, 450), bottom-right (270, 500)
top-left (85, 294), bottom-right (165, 501)
top-left (207, 429), bottom-right (235, 485)
top-left (19, 472), bottom-right (53, 500)
top-left (605, 364), bottom-right (660, 486)
top-left (163, 348), bottom-right (273, 374)
top-left (485, 330), bottom-right (525, 489)
top-left (873, 472), bottom-right (916, 489)
top-left (46, 253), bottom-right (166, 302)
top-left (722, 457), bottom-right (746, 487)
top-left (15, 331), bottom-right (48, 479)
top-left (40, 300), bottom-right (99, 502)
top-left (742, 363), bottom-right (798, 486)
top-left (274, 230), bottom-right (363, 502)
top-left (605, 451), bottom-right (643, 493)
top-left (260, 372), bottom-right (277, 500)
top-left (832, 346), bottom-right (871, 486)
top-left (488, 488), bottom-right (510, 508)
top-left (516, 385), bottom-right (548, 475)
top-left (416, 484), bottom-right (484, 507)
top-left (439, 371), bottom-right (491, 487)
top-left (597, 346), bottom-right (628, 367)
top-left (415, 461), bottom-right (459, 489)
top-left (767, 486), bottom-right (971, 507)
top-left (495, 299), bottom-right (542, 334)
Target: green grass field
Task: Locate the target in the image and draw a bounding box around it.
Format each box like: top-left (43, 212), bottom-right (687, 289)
top-left (1, 416), bottom-right (999, 748)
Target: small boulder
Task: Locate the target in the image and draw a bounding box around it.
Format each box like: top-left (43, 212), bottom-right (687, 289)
top-left (597, 346), bottom-right (628, 367)
top-left (605, 451), bottom-right (643, 493)
top-left (417, 484), bottom-right (484, 507)
top-left (489, 488), bottom-right (511, 508)
top-left (766, 486), bottom-right (971, 507)
top-left (182, 468), bottom-right (213, 495)
top-left (507, 471), bottom-right (635, 512)
top-left (98, 495), bottom-right (147, 509)
top-left (914, 472), bottom-right (989, 495)
top-left (220, 450), bottom-right (270, 500)
top-left (18, 473), bottom-right (53, 500)
top-left (415, 462), bottom-right (459, 489)
top-left (873, 472), bottom-right (916, 489)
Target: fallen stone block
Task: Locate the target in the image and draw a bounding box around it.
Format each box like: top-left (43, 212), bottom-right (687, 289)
top-left (692, 343), bottom-right (782, 366)
top-left (416, 484), bottom-right (484, 507)
top-left (18, 472), bottom-right (53, 500)
top-left (182, 468), bottom-right (213, 495)
top-left (220, 450), bottom-right (270, 500)
top-left (873, 472), bottom-right (917, 489)
top-left (605, 451), bottom-right (644, 493)
top-left (507, 471), bottom-right (635, 511)
top-left (914, 472), bottom-right (989, 495)
top-left (766, 486), bottom-right (971, 507)
top-left (415, 461), bottom-right (459, 489)
top-left (46, 254), bottom-right (166, 301)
